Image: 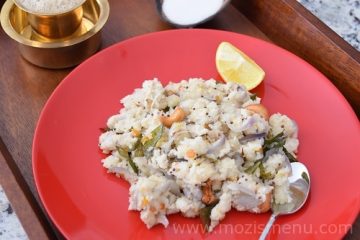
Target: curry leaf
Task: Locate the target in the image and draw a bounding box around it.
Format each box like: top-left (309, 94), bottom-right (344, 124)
top-left (263, 132), bottom-right (286, 153)
top-left (117, 147), bottom-right (130, 160)
top-left (250, 93), bottom-right (257, 101)
top-left (143, 125), bottom-right (164, 150)
top-left (259, 162), bottom-right (273, 180)
top-left (245, 160), bottom-right (261, 174)
top-left (117, 147), bottom-right (139, 175)
top-left (132, 136), bottom-right (145, 158)
top-left (263, 132), bottom-right (298, 162)
top-left (199, 200), bottom-right (219, 232)
top-left (283, 147), bottom-right (298, 163)
top-left (301, 172), bottom-right (310, 184)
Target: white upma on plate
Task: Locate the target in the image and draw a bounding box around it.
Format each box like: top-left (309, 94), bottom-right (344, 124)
top-left (99, 78), bottom-right (300, 231)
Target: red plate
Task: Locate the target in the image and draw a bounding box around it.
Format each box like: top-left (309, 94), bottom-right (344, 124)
top-left (33, 29), bottom-right (360, 239)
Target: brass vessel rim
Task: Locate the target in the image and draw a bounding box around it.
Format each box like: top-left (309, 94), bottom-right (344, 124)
top-left (0, 0), bottom-right (109, 49)
top-left (12, 0), bottom-right (87, 16)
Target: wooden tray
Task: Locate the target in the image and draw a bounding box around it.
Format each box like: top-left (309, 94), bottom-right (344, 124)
top-left (0, 0), bottom-right (358, 239)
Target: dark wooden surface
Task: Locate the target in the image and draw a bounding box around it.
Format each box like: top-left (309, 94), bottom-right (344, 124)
top-left (0, 0), bottom-right (358, 239)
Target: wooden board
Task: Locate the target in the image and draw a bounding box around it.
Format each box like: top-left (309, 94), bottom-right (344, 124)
top-left (0, 0), bottom-right (358, 238)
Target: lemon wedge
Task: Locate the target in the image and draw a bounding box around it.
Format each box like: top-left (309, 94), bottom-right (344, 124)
top-left (215, 42), bottom-right (265, 90)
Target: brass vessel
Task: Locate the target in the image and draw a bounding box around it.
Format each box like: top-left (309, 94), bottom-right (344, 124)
top-left (14, 0), bottom-right (86, 38)
top-left (0, 0), bottom-right (110, 69)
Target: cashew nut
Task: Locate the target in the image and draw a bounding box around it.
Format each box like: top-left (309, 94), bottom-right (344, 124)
top-left (258, 192), bottom-right (272, 213)
top-left (201, 180), bottom-right (218, 205)
top-left (245, 104), bottom-right (269, 120)
top-left (159, 107), bottom-right (186, 128)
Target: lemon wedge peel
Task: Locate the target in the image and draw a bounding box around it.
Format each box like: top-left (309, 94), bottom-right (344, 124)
top-left (215, 42), bottom-right (265, 90)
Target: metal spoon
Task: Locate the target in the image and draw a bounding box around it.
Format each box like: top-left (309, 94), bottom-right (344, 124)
top-left (259, 162), bottom-right (311, 240)
top-left (155, 0), bottom-right (231, 28)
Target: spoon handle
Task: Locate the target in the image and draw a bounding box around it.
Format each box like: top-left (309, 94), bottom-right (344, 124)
top-left (259, 213), bottom-right (277, 240)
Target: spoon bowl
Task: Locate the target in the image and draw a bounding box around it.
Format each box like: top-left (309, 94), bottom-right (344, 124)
top-left (259, 162), bottom-right (310, 240)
